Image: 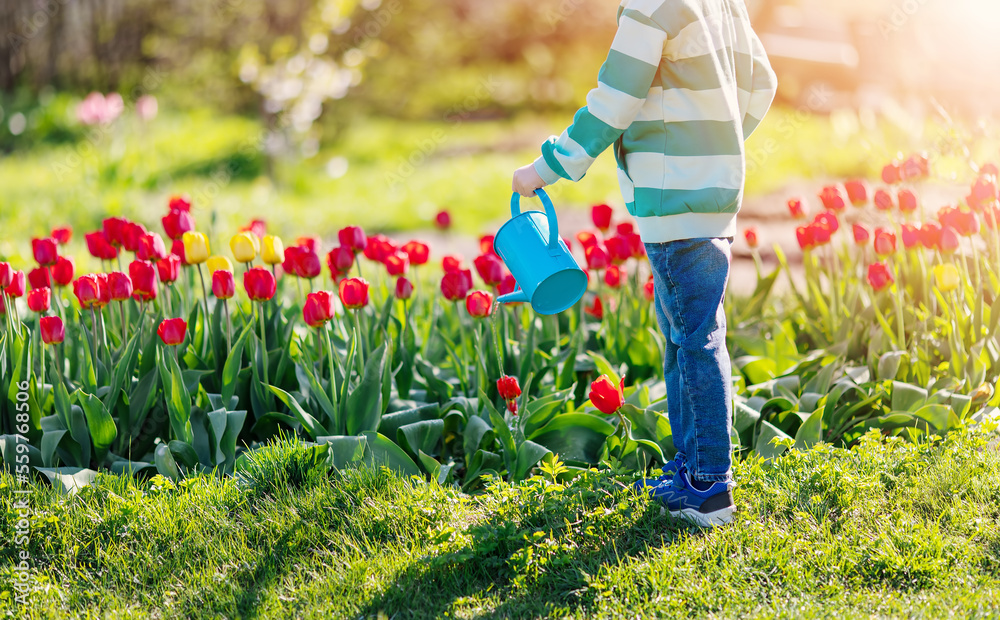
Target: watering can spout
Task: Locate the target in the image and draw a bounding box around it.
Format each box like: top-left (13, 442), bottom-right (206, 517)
top-left (497, 289), bottom-right (529, 305)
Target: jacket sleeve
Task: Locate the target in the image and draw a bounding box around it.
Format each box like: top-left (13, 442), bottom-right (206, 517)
top-left (741, 28), bottom-right (778, 140)
top-left (533, 7), bottom-right (667, 185)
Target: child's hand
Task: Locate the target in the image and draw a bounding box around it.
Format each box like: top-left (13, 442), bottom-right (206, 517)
top-left (512, 164), bottom-right (546, 198)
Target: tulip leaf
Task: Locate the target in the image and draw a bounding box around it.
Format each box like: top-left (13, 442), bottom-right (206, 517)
top-left (396, 419), bottom-right (444, 460)
top-left (269, 385), bottom-right (328, 440)
top-left (513, 440), bottom-right (551, 481)
top-left (588, 352), bottom-right (619, 384)
top-left (793, 409), bottom-right (824, 450)
top-left (379, 404), bottom-right (440, 440)
top-left (221, 323), bottom-right (253, 407)
top-left (891, 381), bottom-right (928, 413)
top-left (154, 444), bottom-right (181, 481)
top-left (753, 421), bottom-right (792, 461)
top-left (157, 346), bottom-right (193, 444)
top-left (463, 414), bottom-right (494, 458)
top-left (40, 430), bottom-right (67, 467)
top-left (105, 331), bottom-right (142, 411)
top-left (168, 440), bottom-right (200, 470)
top-left (346, 342), bottom-right (388, 436)
top-left (34, 467), bottom-right (99, 496)
top-left (359, 431), bottom-right (421, 477)
top-left (528, 413), bottom-right (615, 464)
top-left (74, 390), bottom-right (117, 464)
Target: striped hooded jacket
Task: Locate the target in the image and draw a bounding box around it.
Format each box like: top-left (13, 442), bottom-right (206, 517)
top-left (533, 0), bottom-right (778, 243)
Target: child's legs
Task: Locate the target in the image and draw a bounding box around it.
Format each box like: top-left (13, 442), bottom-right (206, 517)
top-left (645, 237), bottom-right (734, 483)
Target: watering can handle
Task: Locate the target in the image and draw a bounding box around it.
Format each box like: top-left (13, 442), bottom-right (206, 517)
top-left (510, 189), bottom-right (560, 251)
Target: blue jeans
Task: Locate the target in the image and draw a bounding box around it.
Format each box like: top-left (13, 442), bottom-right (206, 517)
top-left (645, 237), bottom-right (734, 483)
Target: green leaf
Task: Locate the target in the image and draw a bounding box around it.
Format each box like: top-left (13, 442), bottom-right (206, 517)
top-left (793, 409), bottom-right (824, 450)
top-left (221, 323), bottom-right (253, 407)
top-left (396, 419), bottom-right (444, 459)
top-left (891, 381), bottom-right (928, 413)
top-left (346, 342), bottom-right (388, 435)
top-left (157, 347), bottom-right (193, 443)
top-left (75, 390), bottom-right (117, 464)
top-left (513, 440), bottom-right (551, 481)
top-left (34, 467), bottom-right (99, 495)
top-left (528, 413), bottom-right (615, 464)
top-left (269, 385), bottom-right (328, 440)
top-left (754, 421), bottom-right (792, 461)
top-left (463, 414), bottom-right (494, 457)
top-left (154, 444), bottom-right (181, 481)
top-left (359, 431), bottom-right (421, 476)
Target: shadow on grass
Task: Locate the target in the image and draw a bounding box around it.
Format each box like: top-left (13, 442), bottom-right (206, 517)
top-left (360, 497), bottom-right (695, 619)
top-left (232, 520), bottom-right (306, 619)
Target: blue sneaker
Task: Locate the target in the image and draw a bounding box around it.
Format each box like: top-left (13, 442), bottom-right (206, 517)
top-left (632, 454), bottom-right (687, 493)
top-left (649, 469), bottom-right (736, 528)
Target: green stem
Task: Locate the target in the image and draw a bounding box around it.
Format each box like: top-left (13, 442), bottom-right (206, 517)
top-left (322, 324), bottom-right (338, 415)
top-left (197, 264), bottom-right (211, 357)
top-left (259, 302), bottom-right (270, 388)
top-left (351, 310), bottom-right (364, 378)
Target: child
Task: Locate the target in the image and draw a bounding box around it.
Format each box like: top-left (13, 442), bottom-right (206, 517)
top-left (512, 0), bottom-right (777, 527)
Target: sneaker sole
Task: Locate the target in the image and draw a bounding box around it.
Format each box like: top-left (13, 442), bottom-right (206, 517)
top-left (661, 505), bottom-right (736, 528)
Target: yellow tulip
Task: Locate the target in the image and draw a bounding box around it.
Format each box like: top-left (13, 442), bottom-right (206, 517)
top-left (230, 231), bottom-right (258, 263)
top-left (182, 231), bottom-right (210, 265)
top-left (206, 255), bottom-right (234, 275)
top-left (262, 235), bottom-right (285, 266)
top-left (933, 264), bottom-right (960, 293)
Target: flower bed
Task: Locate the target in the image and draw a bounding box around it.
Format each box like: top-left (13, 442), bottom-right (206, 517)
top-left (1, 154), bottom-right (999, 490)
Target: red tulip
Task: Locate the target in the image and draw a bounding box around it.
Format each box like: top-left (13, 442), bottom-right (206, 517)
top-left (303, 291), bottom-right (336, 327)
top-left (157, 318), bottom-right (187, 346)
top-left (338, 277), bottom-right (370, 310)
top-left (919, 222), bottom-right (942, 249)
top-left (643, 275), bottom-right (655, 301)
top-left (0, 262), bottom-right (10, 288)
top-left (897, 189), bottom-right (918, 214)
top-left (50, 256), bottom-right (73, 287)
top-left (363, 235), bottom-right (396, 263)
top-left (162, 209), bottom-right (195, 240)
top-left (441, 269), bottom-right (473, 301)
top-left (73, 275), bottom-right (101, 308)
top-left (956, 211), bottom-right (980, 237)
top-left (137, 232), bottom-right (168, 262)
top-left (813, 211), bottom-right (840, 235)
top-left (244, 267), bottom-right (277, 301)
top-left (874, 189), bottom-right (894, 211)
top-left (616, 222), bottom-right (634, 236)
top-left (900, 223), bottom-right (921, 250)
top-left (297, 248), bottom-right (322, 279)
top-left (168, 194), bottom-right (192, 212)
top-left (402, 241), bottom-right (429, 266)
top-left (327, 246), bottom-right (355, 278)
top-left (844, 179), bottom-right (868, 206)
top-left (787, 197), bottom-right (806, 219)
top-left (5, 271), bottom-right (25, 297)
top-left (157, 255), bottom-right (181, 284)
top-left (938, 226), bottom-right (960, 254)
top-left (867, 262), bottom-right (894, 292)
top-left (474, 253), bottom-right (504, 286)
top-left (507, 400), bottom-right (518, 414)
top-left (122, 221), bottom-right (148, 253)
top-left (442, 255), bottom-right (465, 273)
top-left (27, 288), bottom-right (50, 313)
top-left (385, 251), bottom-right (409, 276)
top-left (85, 231), bottom-right (118, 260)
top-left (498, 274), bottom-right (517, 296)
top-left (28, 267), bottom-right (50, 290)
top-left (966, 175), bottom-right (998, 211)
top-left (982, 163), bottom-right (999, 176)
top-left (902, 153), bottom-right (929, 180)
top-left (338, 226), bottom-right (367, 254)
top-left (604, 265), bottom-right (623, 288)
top-left (129, 261), bottom-right (157, 301)
top-left (108, 272), bottom-right (133, 301)
top-left (466, 290), bottom-right (494, 318)
top-left (882, 162), bottom-right (902, 185)
top-left (102, 217), bottom-right (128, 247)
top-left (819, 186), bottom-right (846, 211)
top-left (743, 227), bottom-right (759, 248)
top-left (212, 269), bottom-right (235, 299)
top-left (589, 374), bottom-right (624, 414)
top-left (796, 226), bottom-right (816, 251)
top-left (591, 204), bottom-right (613, 231)
top-left (241, 219), bottom-right (267, 240)
top-left (479, 235), bottom-right (496, 256)
top-left (435, 210), bottom-right (452, 230)
top-left (497, 375), bottom-right (521, 401)
top-left (585, 295), bottom-right (604, 319)
top-left (40, 315), bottom-right (65, 345)
top-left (576, 230), bottom-right (602, 249)
top-left (585, 245), bottom-right (610, 270)
top-left (395, 276), bottom-right (414, 300)
top-left (171, 239), bottom-right (187, 265)
top-left (852, 223), bottom-right (870, 245)
top-left (295, 236), bottom-right (320, 254)
top-left (873, 229), bottom-right (896, 256)
top-left (32, 238), bottom-right (59, 266)
top-left (51, 227), bottom-right (72, 245)
top-left (604, 236), bottom-right (631, 265)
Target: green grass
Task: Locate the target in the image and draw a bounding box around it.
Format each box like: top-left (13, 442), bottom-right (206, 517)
top-left (3, 427), bottom-right (1000, 618)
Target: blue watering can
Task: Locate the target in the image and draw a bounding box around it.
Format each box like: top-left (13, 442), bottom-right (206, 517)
top-left (493, 188), bottom-right (588, 315)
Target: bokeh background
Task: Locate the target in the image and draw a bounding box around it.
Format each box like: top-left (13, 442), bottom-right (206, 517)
top-left (2, 0), bottom-right (1000, 264)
